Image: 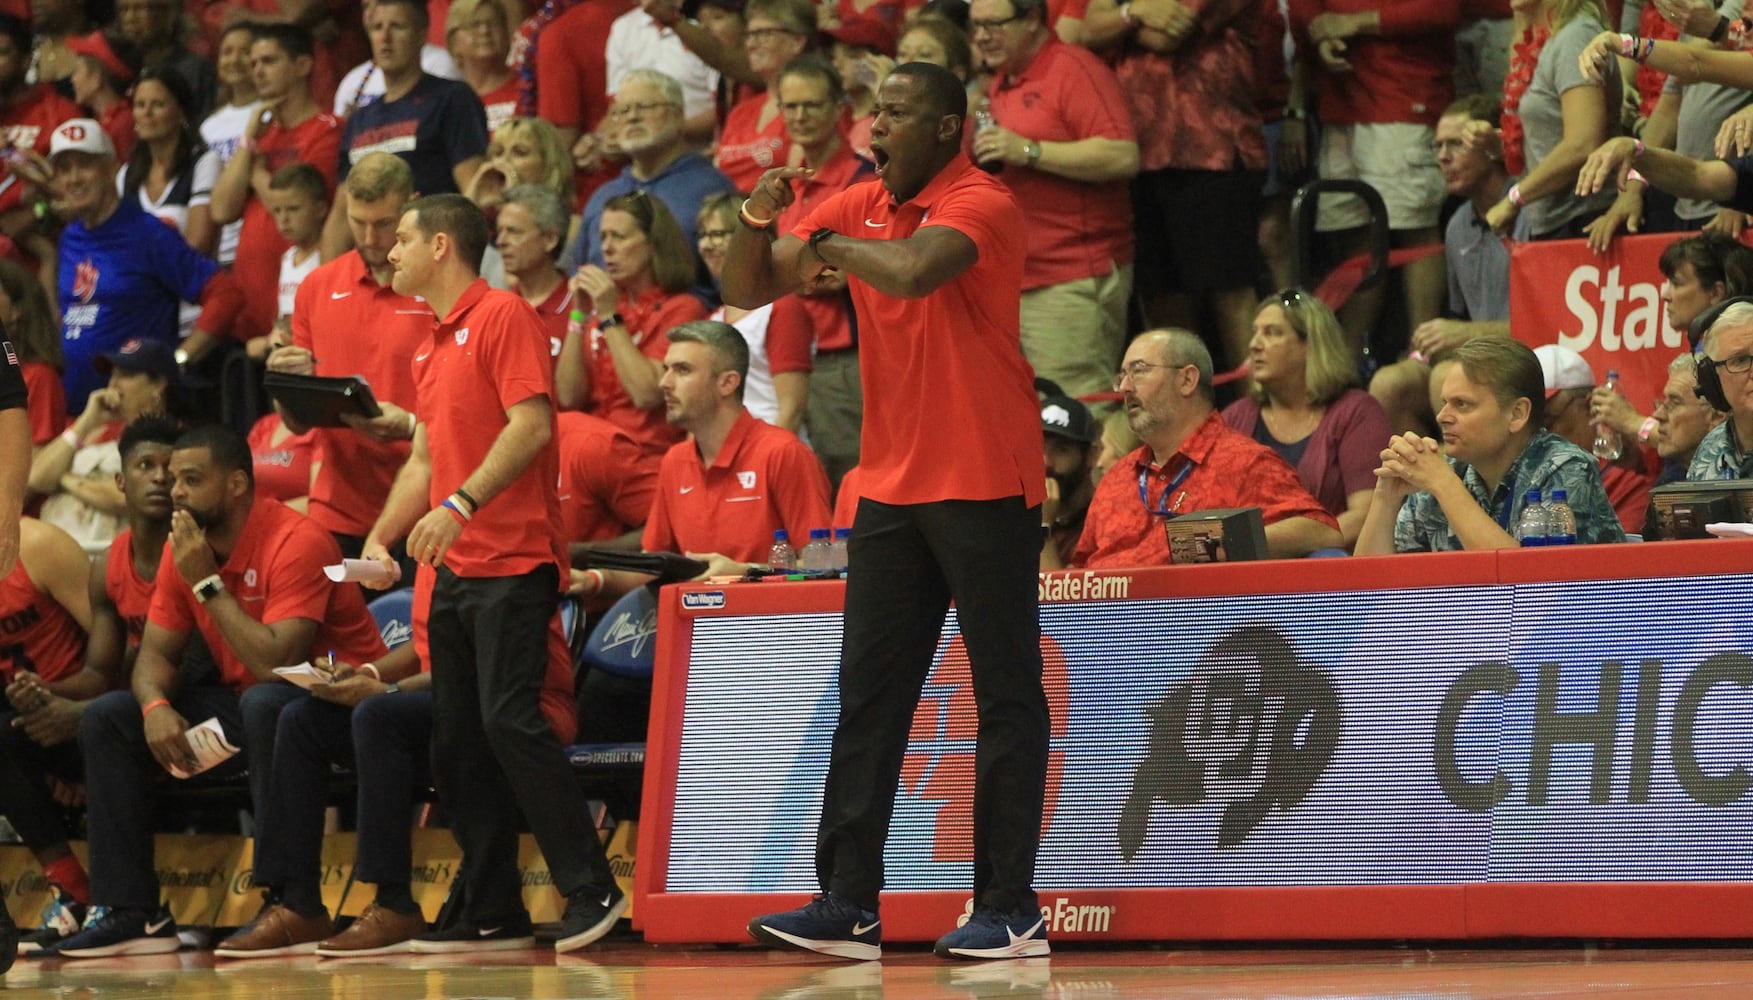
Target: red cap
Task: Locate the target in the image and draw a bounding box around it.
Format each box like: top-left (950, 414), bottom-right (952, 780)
top-left (66, 32), bottom-right (134, 87)
top-left (822, 14), bottom-right (897, 57)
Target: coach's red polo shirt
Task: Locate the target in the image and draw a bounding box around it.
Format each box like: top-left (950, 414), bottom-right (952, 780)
top-left (293, 250), bottom-right (434, 538)
top-left (149, 499), bottom-right (389, 692)
top-left (413, 280), bottom-right (563, 578)
top-left (790, 155), bottom-right (1044, 507)
top-left (556, 409), bottom-right (659, 543)
top-left (642, 408), bottom-right (832, 564)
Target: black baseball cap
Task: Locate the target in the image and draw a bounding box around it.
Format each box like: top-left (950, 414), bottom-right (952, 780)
top-left (94, 338), bottom-right (179, 380)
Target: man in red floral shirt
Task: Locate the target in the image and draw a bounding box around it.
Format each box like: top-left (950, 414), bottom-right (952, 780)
top-left (1076, 328), bottom-right (1341, 567)
top-left (1081, 0), bottom-right (1265, 370)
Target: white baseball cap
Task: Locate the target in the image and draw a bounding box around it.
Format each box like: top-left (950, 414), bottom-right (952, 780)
top-left (1533, 344), bottom-right (1595, 398)
top-left (48, 118), bottom-right (115, 160)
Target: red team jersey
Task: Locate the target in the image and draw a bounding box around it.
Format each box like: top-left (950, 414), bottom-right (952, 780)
top-left (0, 556), bottom-right (86, 684)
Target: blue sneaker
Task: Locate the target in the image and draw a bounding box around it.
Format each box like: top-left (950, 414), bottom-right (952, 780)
top-left (933, 906), bottom-right (1050, 960)
top-left (747, 893), bottom-right (881, 961)
top-left (48, 904), bottom-right (179, 959)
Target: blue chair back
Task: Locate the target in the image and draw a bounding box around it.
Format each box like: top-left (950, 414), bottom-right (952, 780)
top-left (579, 585), bottom-right (659, 679)
top-left (367, 588), bottom-right (416, 650)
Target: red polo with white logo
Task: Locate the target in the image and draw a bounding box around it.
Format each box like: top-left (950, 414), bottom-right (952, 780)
top-left (555, 409), bottom-right (659, 543)
top-left (642, 408), bottom-right (832, 563)
top-left (292, 250), bottom-right (435, 539)
top-left (412, 280), bottom-right (564, 578)
top-left (148, 499), bottom-right (389, 692)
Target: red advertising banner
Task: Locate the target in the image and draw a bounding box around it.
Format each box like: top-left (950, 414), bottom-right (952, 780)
top-left (1509, 231), bottom-right (1696, 413)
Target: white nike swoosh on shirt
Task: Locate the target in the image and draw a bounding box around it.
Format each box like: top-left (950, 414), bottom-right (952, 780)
top-left (863, 218), bottom-right (888, 228)
top-left (330, 291), bottom-right (351, 299)
top-left (679, 486), bottom-right (695, 494)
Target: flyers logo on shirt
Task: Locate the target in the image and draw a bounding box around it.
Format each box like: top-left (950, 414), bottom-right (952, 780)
top-left (736, 471), bottom-right (756, 489)
top-left (455, 327), bottom-right (469, 346)
top-left (74, 259), bottom-right (99, 303)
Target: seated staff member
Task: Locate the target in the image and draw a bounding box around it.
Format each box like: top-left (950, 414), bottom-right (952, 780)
top-left (1075, 328), bottom-right (1342, 568)
top-left (9, 415), bottom-right (180, 957)
top-left (214, 566), bottom-right (580, 959)
top-left (1356, 338), bottom-right (1625, 553)
top-left (642, 321), bottom-right (832, 578)
top-left (49, 424), bottom-right (387, 959)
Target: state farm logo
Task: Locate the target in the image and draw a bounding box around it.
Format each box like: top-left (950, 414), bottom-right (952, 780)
top-left (1119, 624), bottom-right (1340, 855)
top-left (899, 633), bottom-right (1071, 862)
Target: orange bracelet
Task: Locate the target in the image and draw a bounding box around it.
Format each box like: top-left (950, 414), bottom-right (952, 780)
top-left (141, 698), bottom-right (171, 718)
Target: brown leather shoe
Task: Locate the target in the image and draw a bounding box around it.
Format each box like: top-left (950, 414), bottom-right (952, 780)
top-left (213, 904), bottom-right (334, 959)
top-left (314, 903), bottom-right (426, 958)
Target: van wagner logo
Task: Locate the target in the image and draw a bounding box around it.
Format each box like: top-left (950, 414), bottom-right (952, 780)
top-left (1118, 624), bottom-right (1340, 855)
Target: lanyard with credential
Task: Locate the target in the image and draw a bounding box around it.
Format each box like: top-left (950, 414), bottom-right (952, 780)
top-left (1137, 459), bottom-right (1195, 520)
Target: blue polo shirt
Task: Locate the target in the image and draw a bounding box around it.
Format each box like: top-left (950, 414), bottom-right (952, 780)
top-left (559, 152), bottom-right (737, 300)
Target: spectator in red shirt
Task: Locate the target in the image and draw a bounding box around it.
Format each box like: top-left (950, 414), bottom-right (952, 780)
top-left (0, 259), bottom-right (65, 456)
top-left (1083, 0), bottom-right (1267, 368)
top-left (728, 63), bottom-right (1053, 962)
top-left (772, 57), bottom-right (871, 478)
top-left (557, 189), bottom-right (708, 455)
top-left (65, 31), bottom-right (140, 162)
top-left (445, 0), bottom-right (521, 133)
top-left (209, 22), bottom-right (343, 347)
top-left (497, 184), bottom-right (576, 360)
top-left (1288, 0), bottom-right (1457, 353)
top-left (0, 14), bottom-right (83, 157)
top-left (826, 13), bottom-right (898, 162)
top-left (1534, 344), bottom-right (1655, 535)
top-left (362, 192), bottom-right (627, 954)
top-left (715, 0), bottom-right (816, 191)
top-left (465, 116), bottom-right (576, 220)
top-left (1076, 327), bottom-right (1342, 567)
top-left (6, 415), bottom-right (178, 956)
top-left (55, 423), bottom-right (388, 959)
top-left (643, 319), bottom-right (832, 574)
top-left (969, 0), bottom-right (1138, 408)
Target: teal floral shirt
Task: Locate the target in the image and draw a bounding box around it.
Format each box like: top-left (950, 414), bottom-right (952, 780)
top-left (1685, 422), bottom-right (1753, 481)
top-left (1394, 429), bottom-right (1627, 551)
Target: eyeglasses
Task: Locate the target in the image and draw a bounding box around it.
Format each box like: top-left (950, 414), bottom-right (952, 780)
top-left (745, 27), bottom-right (803, 43)
top-left (608, 101), bottom-right (675, 121)
top-left (697, 228), bottom-right (734, 242)
top-left (1112, 360), bottom-right (1177, 391)
top-left (779, 99), bottom-right (836, 117)
top-left (1716, 353), bottom-right (1753, 374)
top-left (968, 13), bottom-right (1024, 33)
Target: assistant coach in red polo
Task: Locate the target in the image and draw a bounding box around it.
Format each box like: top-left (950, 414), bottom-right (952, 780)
top-left (725, 62), bottom-right (1052, 962)
top-left (360, 194), bottom-right (626, 955)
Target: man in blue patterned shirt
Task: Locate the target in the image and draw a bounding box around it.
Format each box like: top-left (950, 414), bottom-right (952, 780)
top-left (1357, 338), bottom-right (1624, 553)
top-left (1687, 302), bottom-right (1753, 481)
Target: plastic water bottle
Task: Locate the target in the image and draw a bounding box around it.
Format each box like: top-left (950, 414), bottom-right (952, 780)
top-left (1515, 489), bottom-right (1547, 546)
top-left (972, 102), bottom-right (1002, 174)
top-left (830, 527), bottom-right (850, 574)
top-left (1593, 369), bottom-right (1624, 460)
top-left (1545, 489), bottom-right (1578, 546)
top-left (799, 529), bottom-right (833, 572)
top-left (768, 529), bottom-right (796, 571)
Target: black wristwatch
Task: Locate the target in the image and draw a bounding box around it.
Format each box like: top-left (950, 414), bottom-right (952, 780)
top-left (597, 312), bottom-right (624, 329)
top-left (808, 227), bottom-right (835, 255)
top-left (193, 574), bottom-right (225, 604)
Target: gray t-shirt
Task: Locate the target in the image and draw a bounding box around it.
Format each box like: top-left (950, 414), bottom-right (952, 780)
top-left (1517, 16), bottom-right (1621, 237)
top-left (1667, 1), bottom-right (1750, 221)
top-left (1446, 184), bottom-right (1524, 322)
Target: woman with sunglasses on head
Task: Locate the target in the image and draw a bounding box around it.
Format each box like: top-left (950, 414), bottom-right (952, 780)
top-left (1224, 290), bottom-right (1393, 551)
top-left (556, 191), bottom-right (709, 457)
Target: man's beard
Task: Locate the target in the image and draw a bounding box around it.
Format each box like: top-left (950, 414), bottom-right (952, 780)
top-left (178, 503), bottom-right (223, 531)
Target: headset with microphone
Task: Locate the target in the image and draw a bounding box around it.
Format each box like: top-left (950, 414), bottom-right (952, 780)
top-left (1685, 295), bottom-right (1753, 412)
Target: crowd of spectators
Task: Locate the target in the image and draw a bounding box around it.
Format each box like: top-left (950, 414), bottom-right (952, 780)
top-left (12, 0), bottom-right (1753, 961)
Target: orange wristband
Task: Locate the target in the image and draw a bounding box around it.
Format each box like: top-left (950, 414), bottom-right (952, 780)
top-left (141, 698), bottom-right (171, 718)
